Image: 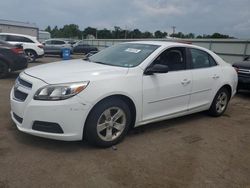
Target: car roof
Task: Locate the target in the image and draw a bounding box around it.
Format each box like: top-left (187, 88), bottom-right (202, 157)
top-left (126, 40), bottom-right (226, 65)
top-left (126, 40), bottom-right (209, 52)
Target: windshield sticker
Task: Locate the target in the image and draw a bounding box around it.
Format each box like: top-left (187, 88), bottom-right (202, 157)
top-left (125, 48), bottom-right (141, 53)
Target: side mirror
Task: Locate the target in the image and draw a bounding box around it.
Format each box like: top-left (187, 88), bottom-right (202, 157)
top-left (144, 64), bottom-right (169, 75)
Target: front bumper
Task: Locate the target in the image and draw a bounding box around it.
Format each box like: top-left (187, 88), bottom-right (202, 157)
top-left (36, 48), bottom-right (45, 57)
top-left (238, 76), bottom-right (250, 90)
top-left (37, 54), bottom-right (45, 59)
top-left (10, 73), bottom-right (92, 141)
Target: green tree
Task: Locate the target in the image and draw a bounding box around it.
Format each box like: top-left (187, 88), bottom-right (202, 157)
top-left (112, 26), bottom-right (122, 39)
top-left (128, 29), bottom-right (142, 38)
top-left (210, 33), bottom-right (230, 38)
top-left (141, 31), bottom-right (153, 38)
top-left (45, 25), bottom-right (51, 33)
top-left (170, 32), bottom-right (185, 38)
top-left (154, 30), bottom-right (168, 38)
top-left (50, 26), bottom-right (61, 38)
top-left (98, 29), bottom-right (112, 39)
top-left (186, 33), bottom-right (195, 38)
top-left (61, 24), bottom-right (81, 38)
top-left (84, 27), bottom-right (97, 38)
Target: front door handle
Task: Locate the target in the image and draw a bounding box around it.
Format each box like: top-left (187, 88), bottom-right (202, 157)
top-left (181, 79), bottom-right (191, 85)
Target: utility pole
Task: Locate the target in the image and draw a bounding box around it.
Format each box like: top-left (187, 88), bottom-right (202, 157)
top-left (124, 26), bottom-right (127, 39)
top-left (172, 26), bottom-right (176, 36)
top-left (95, 28), bottom-right (98, 39)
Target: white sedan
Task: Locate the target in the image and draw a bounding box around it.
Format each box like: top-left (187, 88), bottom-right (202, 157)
top-left (10, 41), bottom-right (238, 147)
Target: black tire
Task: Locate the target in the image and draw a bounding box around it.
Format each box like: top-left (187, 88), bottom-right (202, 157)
top-left (0, 60), bottom-right (8, 79)
top-left (208, 88), bottom-right (230, 117)
top-left (84, 98), bottom-right (131, 148)
top-left (25, 50), bottom-right (37, 63)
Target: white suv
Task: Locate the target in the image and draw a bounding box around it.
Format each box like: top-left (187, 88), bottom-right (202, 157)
top-left (0, 33), bottom-right (44, 62)
top-left (10, 41), bottom-right (238, 147)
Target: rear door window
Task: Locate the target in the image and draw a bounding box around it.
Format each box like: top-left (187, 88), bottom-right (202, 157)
top-left (52, 40), bottom-right (65, 45)
top-left (6, 35), bottom-right (34, 43)
top-left (189, 48), bottom-right (217, 69)
top-left (0, 35), bottom-right (7, 41)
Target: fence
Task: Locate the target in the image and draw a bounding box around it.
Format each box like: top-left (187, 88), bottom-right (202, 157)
top-left (83, 38), bottom-right (250, 64)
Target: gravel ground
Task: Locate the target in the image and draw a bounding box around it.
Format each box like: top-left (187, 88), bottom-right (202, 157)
top-left (0, 55), bottom-right (250, 188)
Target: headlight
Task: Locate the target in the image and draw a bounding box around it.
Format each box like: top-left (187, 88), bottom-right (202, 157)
top-left (34, 81), bottom-right (89, 100)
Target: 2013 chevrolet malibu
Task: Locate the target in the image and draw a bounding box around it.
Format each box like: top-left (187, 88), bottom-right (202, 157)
top-left (10, 41), bottom-right (238, 147)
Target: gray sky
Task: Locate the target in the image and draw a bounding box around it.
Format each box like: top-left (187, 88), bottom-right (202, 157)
top-left (1, 0), bottom-right (250, 38)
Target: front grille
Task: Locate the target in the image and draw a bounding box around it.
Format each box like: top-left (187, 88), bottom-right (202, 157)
top-left (13, 113), bottom-right (23, 124)
top-left (238, 68), bottom-right (250, 77)
top-left (14, 89), bottom-right (28, 101)
top-left (17, 77), bottom-right (32, 89)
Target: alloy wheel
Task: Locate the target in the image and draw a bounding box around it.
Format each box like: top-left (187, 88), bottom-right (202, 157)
top-left (97, 107), bottom-right (127, 142)
top-left (26, 51), bottom-right (36, 63)
top-left (215, 92), bottom-right (228, 113)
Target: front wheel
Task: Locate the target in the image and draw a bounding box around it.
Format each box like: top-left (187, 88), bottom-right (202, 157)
top-left (208, 88), bottom-right (230, 117)
top-left (84, 98), bottom-right (131, 147)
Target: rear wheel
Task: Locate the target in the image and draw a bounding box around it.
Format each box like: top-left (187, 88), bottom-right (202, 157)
top-left (84, 98), bottom-right (131, 147)
top-left (25, 50), bottom-right (37, 63)
top-left (208, 88), bottom-right (230, 117)
top-left (0, 60), bottom-right (8, 79)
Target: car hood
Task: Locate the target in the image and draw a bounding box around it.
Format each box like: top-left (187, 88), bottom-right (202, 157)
top-left (24, 59), bottom-right (129, 84)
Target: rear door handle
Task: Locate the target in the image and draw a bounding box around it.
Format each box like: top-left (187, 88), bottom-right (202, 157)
top-left (212, 74), bottom-right (220, 79)
top-left (181, 79), bottom-right (191, 85)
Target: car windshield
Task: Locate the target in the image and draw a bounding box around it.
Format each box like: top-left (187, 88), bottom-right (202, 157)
top-left (89, 43), bottom-right (160, 67)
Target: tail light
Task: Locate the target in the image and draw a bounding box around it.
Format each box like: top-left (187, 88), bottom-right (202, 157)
top-left (38, 45), bottom-right (44, 49)
top-left (11, 47), bottom-right (24, 54)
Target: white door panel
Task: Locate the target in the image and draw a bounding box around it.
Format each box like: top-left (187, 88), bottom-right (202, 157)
top-left (189, 66), bottom-right (222, 109)
top-left (143, 70), bottom-right (192, 121)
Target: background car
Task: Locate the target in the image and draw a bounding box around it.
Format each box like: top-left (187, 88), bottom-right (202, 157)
top-left (0, 33), bottom-right (44, 63)
top-left (0, 40), bottom-right (28, 78)
top-left (83, 50), bottom-right (99, 60)
top-left (233, 56), bottom-right (250, 91)
top-left (65, 39), bottom-right (78, 46)
top-left (43, 39), bottom-right (72, 57)
top-left (73, 41), bottom-right (98, 54)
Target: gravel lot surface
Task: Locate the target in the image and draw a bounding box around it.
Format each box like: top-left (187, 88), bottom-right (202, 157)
top-left (0, 55), bottom-right (250, 188)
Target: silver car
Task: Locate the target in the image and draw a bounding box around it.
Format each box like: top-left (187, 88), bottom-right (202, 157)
top-left (43, 39), bottom-right (72, 56)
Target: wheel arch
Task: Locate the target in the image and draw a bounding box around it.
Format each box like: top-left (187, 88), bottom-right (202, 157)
top-left (83, 94), bottom-right (137, 138)
top-left (220, 84), bottom-right (232, 99)
top-left (24, 49), bottom-right (38, 57)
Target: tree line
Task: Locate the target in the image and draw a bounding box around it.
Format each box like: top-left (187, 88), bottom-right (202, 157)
top-left (45, 24), bottom-right (233, 39)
